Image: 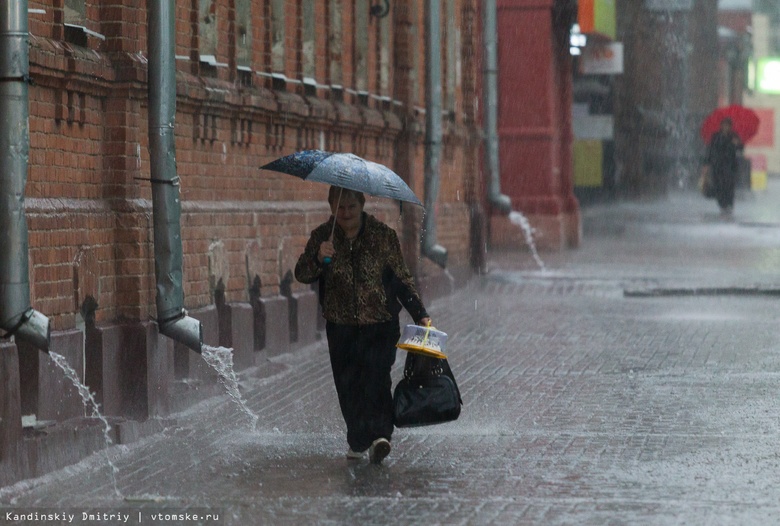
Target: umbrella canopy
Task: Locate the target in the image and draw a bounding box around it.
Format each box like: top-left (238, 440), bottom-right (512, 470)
top-left (261, 150), bottom-right (423, 206)
top-left (700, 105), bottom-right (760, 144)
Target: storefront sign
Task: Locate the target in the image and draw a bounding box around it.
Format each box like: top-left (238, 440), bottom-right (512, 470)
top-left (573, 115), bottom-right (614, 141)
top-left (578, 0), bottom-right (616, 40)
top-left (747, 108), bottom-right (775, 147)
top-left (755, 58), bottom-right (780, 95)
top-left (574, 140), bottom-right (604, 188)
top-left (579, 43), bottom-right (624, 75)
top-left (644, 0), bottom-right (693, 11)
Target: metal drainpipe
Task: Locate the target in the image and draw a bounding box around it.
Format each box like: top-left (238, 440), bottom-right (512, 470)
top-left (483, 0), bottom-right (512, 214)
top-left (0, 1), bottom-right (50, 353)
top-left (147, 0), bottom-right (202, 353)
top-left (421, 0), bottom-right (447, 268)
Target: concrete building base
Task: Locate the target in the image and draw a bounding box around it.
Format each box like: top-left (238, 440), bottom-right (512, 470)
top-left (0, 418), bottom-right (109, 487)
top-left (1, 331), bottom-right (179, 487)
top-left (1, 296), bottom-right (321, 486)
top-left (17, 330), bottom-right (85, 423)
top-left (0, 341), bottom-right (21, 464)
top-left (0, 415), bottom-right (178, 487)
top-left (217, 302), bottom-right (255, 371)
top-left (174, 305), bottom-right (219, 382)
top-left (290, 291), bottom-right (319, 350)
top-left (85, 321), bottom-right (175, 420)
top-left (170, 306), bottom-right (222, 413)
top-left (257, 295), bottom-right (290, 356)
top-left (419, 270), bottom-right (457, 306)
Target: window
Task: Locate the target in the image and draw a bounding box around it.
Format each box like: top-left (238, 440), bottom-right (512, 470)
top-left (236, 0), bottom-right (252, 71)
top-left (64, 0), bottom-right (85, 25)
top-left (302, 0), bottom-right (316, 93)
top-left (328, 0), bottom-right (343, 93)
top-left (378, 10), bottom-right (391, 99)
top-left (199, 0), bottom-right (219, 76)
top-left (272, 0), bottom-right (286, 74)
top-left (354, 0), bottom-right (369, 96)
top-left (64, 0), bottom-right (104, 47)
top-left (412, 6), bottom-right (421, 107)
top-left (444, 1), bottom-right (459, 115)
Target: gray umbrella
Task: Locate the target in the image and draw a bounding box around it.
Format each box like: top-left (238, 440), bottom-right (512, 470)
top-left (261, 149), bottom-right (423, 207)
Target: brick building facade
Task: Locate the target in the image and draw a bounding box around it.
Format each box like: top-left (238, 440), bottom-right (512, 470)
top-left (24, 0), bottom-right (480, 329)
top-left (1, 0), bottom-right (489, 484)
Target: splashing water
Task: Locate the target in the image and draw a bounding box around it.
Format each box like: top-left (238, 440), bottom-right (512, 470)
top-left (201, 346), bottom-right (259, 431)
top-left (48, 351), bottom-right (121, 497)
top-left (508, 211), bottom-right (546, 271)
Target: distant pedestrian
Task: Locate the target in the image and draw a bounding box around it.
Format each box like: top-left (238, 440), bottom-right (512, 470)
top-left (295, 186), bottom-right (430, 464)
top-left (704, 117), bottom-right (743, 217)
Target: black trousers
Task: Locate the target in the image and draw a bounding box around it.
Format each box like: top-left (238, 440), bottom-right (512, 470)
top-left (713, 168), bottom-right (736, 210)
top-left (326, 320), bottom-right (399, 452)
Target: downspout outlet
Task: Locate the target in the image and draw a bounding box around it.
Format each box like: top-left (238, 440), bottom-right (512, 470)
top-left (0, 1), bottom-right (51, 354)
top-left (422, 241), bottom-right (448, 268)
top-left (147, 0), bottom-right (201, 355)
top-left (158, 312), bottom-right (203, 354)
top-left (421, 0), bottom-right (448, 269)
top-left (483, 0), bottom-right (513, 217)
top-left (489, 193), bottom-right (512, 215)
top-left (421, 230), bottom-right (447, 268)
top-left (3, 309), bottom-right (51, 353)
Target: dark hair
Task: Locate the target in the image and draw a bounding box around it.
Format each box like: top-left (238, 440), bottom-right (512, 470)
top-left (721, 117), bottom-right (733, 126)
top-left (328, 186), bottom-right (365, 206)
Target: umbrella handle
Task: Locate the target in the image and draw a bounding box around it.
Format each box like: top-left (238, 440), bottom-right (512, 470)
top-left (322, 187), bottom-right (343, 266)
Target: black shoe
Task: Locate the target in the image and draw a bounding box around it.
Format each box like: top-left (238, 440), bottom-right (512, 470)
top-left (369, 438), bottom-right (391, 465)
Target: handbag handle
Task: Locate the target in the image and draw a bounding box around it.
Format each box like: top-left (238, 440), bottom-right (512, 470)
top-left (421, 320), bottom-right (434, 348)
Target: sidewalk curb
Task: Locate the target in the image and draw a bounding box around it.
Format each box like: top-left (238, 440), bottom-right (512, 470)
top-left (624, 286), bottom-right (780, 298)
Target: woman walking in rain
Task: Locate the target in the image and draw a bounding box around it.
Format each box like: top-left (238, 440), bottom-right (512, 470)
top-left (704, 117), bottom-right (743, 217)
top-left (295, 186), bottom-right (430, 464)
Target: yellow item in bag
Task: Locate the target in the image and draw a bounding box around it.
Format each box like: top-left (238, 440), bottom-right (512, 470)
top-left (396, 324), bottom-right (448, 359)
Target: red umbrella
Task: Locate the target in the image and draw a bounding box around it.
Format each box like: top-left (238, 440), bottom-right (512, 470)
top-left (700, 105), bottom-right (760, 144)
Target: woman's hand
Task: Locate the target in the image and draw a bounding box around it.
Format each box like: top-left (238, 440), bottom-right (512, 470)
top-left (419, 317), bottom-right (432, 327)
top-left (318, 240), bottom-right (336, 264)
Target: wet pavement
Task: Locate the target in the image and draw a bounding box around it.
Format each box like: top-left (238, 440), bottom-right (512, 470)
top-left (2, 183), bottom-right (780, 525)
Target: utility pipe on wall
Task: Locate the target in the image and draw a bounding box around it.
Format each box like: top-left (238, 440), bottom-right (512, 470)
top-left (147, 0), bottom-right (202, 353)
top-left (421, 0), bottom-right (448, 268)
top-left (482, 0), bottom-right (512, 214)
top-left (0, 1), bottom-right (50, 352)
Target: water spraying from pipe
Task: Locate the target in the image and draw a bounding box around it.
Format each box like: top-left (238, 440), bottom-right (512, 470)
top-left (201, 345), bottom-right (259, 431)
top-left (48, 351), bottom-right (121, 497)
top-left (508, 211), bottom-right (546, 271)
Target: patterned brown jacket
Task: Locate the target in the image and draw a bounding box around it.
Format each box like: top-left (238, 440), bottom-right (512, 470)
top-left (294, 213), bottom-right (428, 326)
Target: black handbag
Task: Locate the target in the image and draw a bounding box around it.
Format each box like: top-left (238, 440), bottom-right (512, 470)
top-left (393, 353), bottom-right (462, 427)
top-left (699, 164), bottom-right (716, 199)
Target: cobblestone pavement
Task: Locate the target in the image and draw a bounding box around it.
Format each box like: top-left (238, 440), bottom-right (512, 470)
top-left (2, 184), bottom-right (780, 525)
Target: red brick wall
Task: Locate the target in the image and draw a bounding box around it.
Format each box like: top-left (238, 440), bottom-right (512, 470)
top-left (22, 0), bottom-right (482, 330)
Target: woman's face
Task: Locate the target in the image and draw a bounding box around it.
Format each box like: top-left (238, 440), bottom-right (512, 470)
top-left (332, 194), bottom-right (363, 233)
